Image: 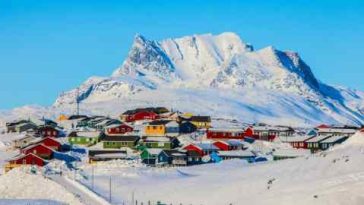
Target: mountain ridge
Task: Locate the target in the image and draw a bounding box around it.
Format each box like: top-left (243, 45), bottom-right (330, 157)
top-left (2, 32), bottom-right (363, 127)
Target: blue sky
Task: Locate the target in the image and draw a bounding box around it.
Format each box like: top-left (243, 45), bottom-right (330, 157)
top-left (0, 0), bottom-right (363, 109)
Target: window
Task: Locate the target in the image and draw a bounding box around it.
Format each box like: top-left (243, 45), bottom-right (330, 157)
top-left (188, 157), bottom-right (192, 162)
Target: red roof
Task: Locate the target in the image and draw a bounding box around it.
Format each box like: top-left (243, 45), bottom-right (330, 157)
top-left (317, 124), bottom-right (330, 129)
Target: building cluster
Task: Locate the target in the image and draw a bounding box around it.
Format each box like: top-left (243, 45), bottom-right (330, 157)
top-left (4, 107), bottom-right (363, 170)
top-left (4, 119), bottom-right (76, 172)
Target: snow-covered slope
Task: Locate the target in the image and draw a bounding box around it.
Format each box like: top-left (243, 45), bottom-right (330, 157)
top-left (4, 32), bottom-right (364, 126)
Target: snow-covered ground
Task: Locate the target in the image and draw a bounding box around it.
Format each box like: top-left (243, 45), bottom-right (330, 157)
top-left (0, 168), bottom-right (83, 205)
top-left (73, 132), bottom-right (364, 205)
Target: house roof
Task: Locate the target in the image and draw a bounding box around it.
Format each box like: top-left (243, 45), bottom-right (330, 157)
top-left (21, 143), bottom-right (54, 152)
top-left (279, 135), bottom-right (314, 143)
top-left (102, 135), bottom-right (140, 142)
top-left (122, 107), bottom-right (169, 115)
top-left (320, 135), bottom-right (348, 143)
top-left (148, 120), bottom-right (172, 126)
top-left (218, 150), bottom-right (255, 157)
top-left (208, 128), bottom-right (244, 133)
top-left (195, 143), bottom-right (219, 151)
top-left (69, 131), bottom-right (100, 138)
top-left (105, 123), bottom-right (132, 129)
top-left (164, 150), bottom-right (186, 157)
top-left (146, 148), bottom-right (164, 155)
top-left (317, 128), bottom-right (357, 134)
top-left (226, 139), bottom-right (244, 146)
top-left (252, 126), bottom-right (293, 132)
top-left (306, 135), bottom-right (332, 143)
top-left (143, 136), bottom-right (173, 142)
top-left (190, 116), bottom-right (211, 122)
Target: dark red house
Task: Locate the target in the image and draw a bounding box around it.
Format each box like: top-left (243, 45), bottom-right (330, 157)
top-left (213, 140), bottom-right (243, 151)
top-left (105, 123), bottom-right (133, 135)
top-left (21, 144), bottom-right (54, 159)
top-left (36, 137), bottom-right (62, 151)
top-left (317, 124), bottom-right (330, 129)
top-left (244, 127), bottom-right (277, 141)
top-left (8, 153), bottom-right (46, 167)
top-left (183, 144), bottom-right (204, 156)
top-left (37, 125), bottom-right (60, 138)
top-left (121, 107), bottom-right (168, 122)
top-left (207, 129), bottom-right (245, 140)
top-left (281, 136), bottom-right (315, 149)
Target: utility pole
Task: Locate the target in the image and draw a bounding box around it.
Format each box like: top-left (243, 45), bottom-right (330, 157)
top-left (92, 165), bottom-right (94, 190)
top-left (76, 87), bottom-right (80, 116)
top-left (109, 176), bottom-right (112, 203)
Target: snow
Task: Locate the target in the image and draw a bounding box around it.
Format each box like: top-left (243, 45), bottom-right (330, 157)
top-left (0, 168), bottom-right (83, 205)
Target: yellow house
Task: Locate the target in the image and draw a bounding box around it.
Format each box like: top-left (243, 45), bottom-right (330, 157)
top-left (145, 121), bottom-right (167, 136)
top-left (190, 116), bottom-right (211, 129)
top-left (145, 120), bottom-right (180, 136)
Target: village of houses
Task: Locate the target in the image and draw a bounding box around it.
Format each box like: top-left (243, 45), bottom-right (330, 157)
top-left (2, 106), bottom-right (363, 173)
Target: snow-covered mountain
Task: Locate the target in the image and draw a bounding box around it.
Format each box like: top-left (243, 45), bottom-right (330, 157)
top-left (6, 32), bottom-right (364, 126)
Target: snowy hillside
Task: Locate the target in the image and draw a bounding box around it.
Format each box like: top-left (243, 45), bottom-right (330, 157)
top-left (3, 32), bottom-right (364, 126)
top-left (77, 131), bottom-right (364, 205)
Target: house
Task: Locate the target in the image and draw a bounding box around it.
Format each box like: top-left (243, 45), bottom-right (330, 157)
top-left (6, 153), bottom-right (47, 172)
top-left (207, 129), bottom-right (245, 140)
top-left (121, 107), bottom-right (168, 122)
top-left (21, 144), bottom-right (54, 159)
top-left (144, 120), bottom-right (179, 136)
top-left (6, 120), bottom-right (38, 133)
top-left (189, 116), bottom-right (211, 129)
top-left (32, 118), bottom-right (58, 128)
top-left (13, 134), bottom-right (38, 148)
top-left (102, 135), bottom-right (140, 149)
top-left (33, 137), bottom-right (62, 151)
top-left (316, 126), bottom-right (357, 137)
top-left (179, 121), bottom-right (197, 134)
top-left (94, 119), bottom-right (121, 131)
top-left (272, 148), bottom-right (310, 160)
top-left (68, 115), bottom-right (88, 120)
top-left (37, 125), bottom-right (60, 138)
top-left (319, 135), bottom-right (348, 150)
top-left (218, 150), bottom-right (255, 160)
top-left (183, 143), bottom-right (219, 156)
top-left (280, 135), bottom-right (315, 149)
top-left (305, 135), bottom-right (332, 152)
top-left (88, 148), bottom-right (128, 163)
top-left (245, 125), bottom-right (295, 141)
top-left (140, 148), bottom-right (169, 165)
top-left (213, 140), bottom-right (244, 151)
top-left (68, 131), bottom-right (100, 146)
top-left (141, 136), bottom-right (180, 150)
top-left (164, 150), bottom-right (188, 166)
top-left (186, 150), bottom-right (203, 165)
top-left (105, 123), bottom-right (133, 135)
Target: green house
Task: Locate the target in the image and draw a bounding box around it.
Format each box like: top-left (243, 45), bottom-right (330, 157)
top-left (141, 136), bottom-right (180, 150)
top-left (140, 148), bottom-right (169, 165)
top-left (102, 135), bottom-right (140, 149)
top-left (68, 131), bottom-right (100, 146)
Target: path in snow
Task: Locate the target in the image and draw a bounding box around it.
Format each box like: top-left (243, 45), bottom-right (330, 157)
top-left (49, 175), bottom-right (110, 205)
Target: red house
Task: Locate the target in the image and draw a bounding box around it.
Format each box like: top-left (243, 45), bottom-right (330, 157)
top-left (317, 124), bottom-right (330, 129)
top-left (36, 137), bottom-right (62, 151)
top-left (105, 123), bottom-right (134, 135)
top-left (8, 153), bottom-right (46, 167)
top-left (244, 127), bottom-right (277, 141)
top-left (37, 125), bottom-right (60, 138)
top-left (183, 143), bottom-right (219, 156)
top-left (21, 144), bottom-right (54, 159)
top-left (213, 140), bottom-right (243, 151)
top-left (207, 129), bottom-right (245, 140)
